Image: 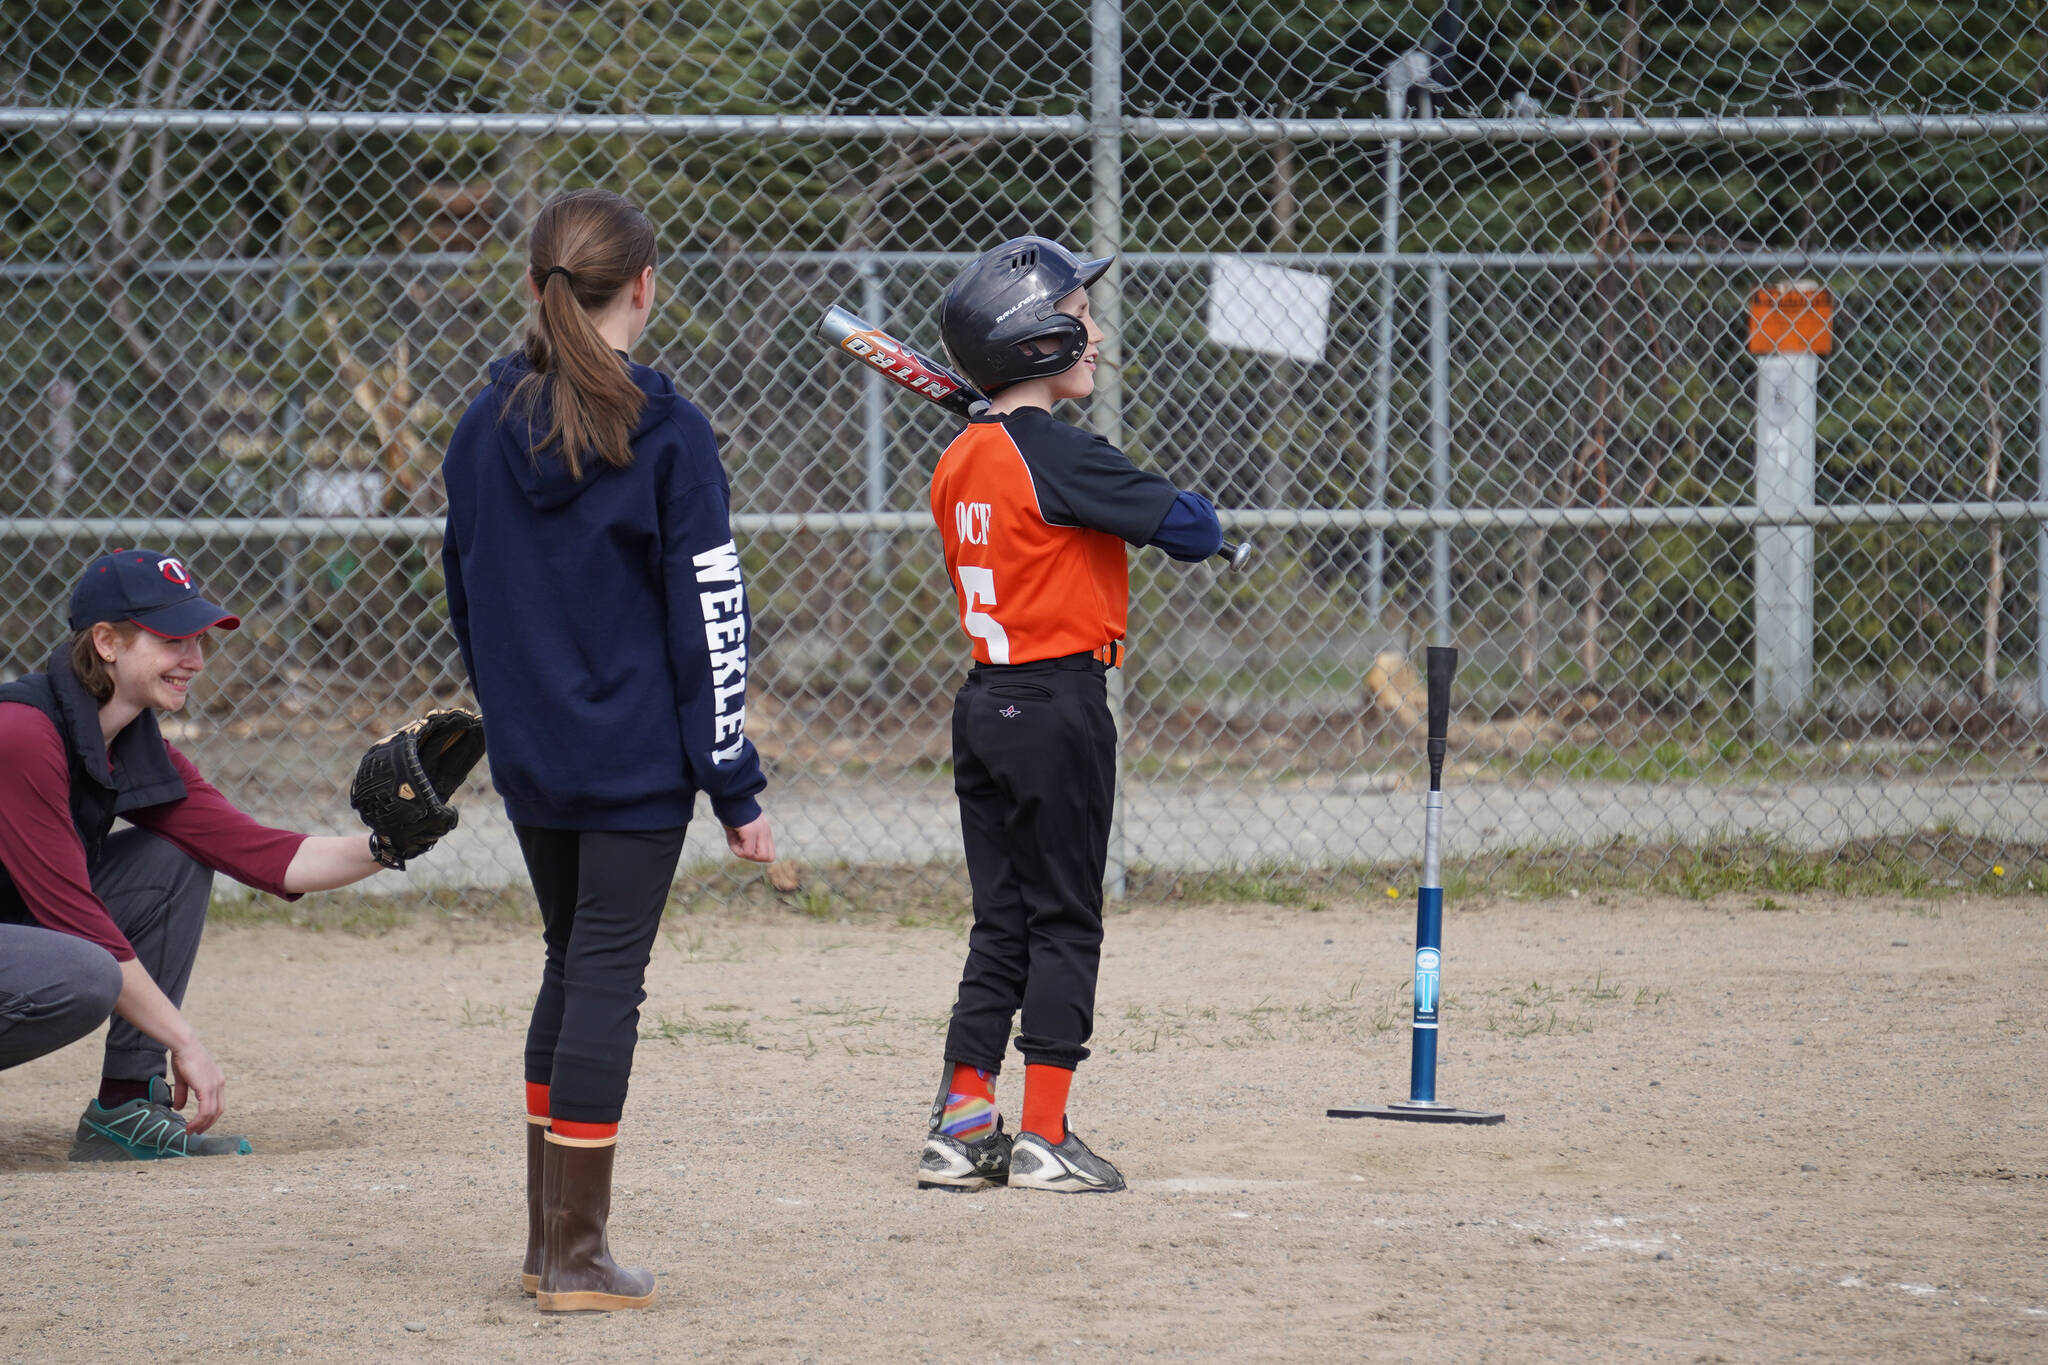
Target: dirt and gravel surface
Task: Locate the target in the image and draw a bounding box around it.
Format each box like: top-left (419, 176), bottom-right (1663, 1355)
top-left (2, 887), bottom-right (2043, 1363)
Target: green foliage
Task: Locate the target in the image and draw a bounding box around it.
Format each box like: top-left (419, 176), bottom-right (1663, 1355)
top-left (3, 2), bottom-right (2045, 697)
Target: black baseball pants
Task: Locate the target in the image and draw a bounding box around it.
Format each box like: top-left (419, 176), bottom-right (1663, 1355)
top-left (514, 825), bottom-right (687, 1125)
top-left (943, 653), bottom-right (1117, 1074)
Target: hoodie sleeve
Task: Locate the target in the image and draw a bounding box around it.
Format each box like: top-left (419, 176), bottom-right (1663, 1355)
top-left (442, 531), bottom-right (477, 685)
top-left (440, 394), bottom-right (485, 686)
top-left (662, 430), bottom-right (768, 829)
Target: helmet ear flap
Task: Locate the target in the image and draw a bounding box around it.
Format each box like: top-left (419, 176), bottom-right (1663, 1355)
top-left (1009, 315), bottom-right (1086, 378)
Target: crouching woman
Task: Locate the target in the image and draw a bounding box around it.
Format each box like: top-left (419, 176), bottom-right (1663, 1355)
top-left (0, 549), bottom-right (400, 1159)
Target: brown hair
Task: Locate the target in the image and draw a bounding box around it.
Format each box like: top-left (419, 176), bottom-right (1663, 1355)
top-left (68, 623), bottom-right (141, 704)
top-left (511, 188), bottom-right (659, 479)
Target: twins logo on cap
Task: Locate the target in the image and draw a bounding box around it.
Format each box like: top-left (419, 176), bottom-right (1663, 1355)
top-left (67, 548), bottom-right (241, 639)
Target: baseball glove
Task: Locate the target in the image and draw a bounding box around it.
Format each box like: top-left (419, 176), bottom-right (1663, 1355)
top-left (349, 708), bottom-right (487, 871)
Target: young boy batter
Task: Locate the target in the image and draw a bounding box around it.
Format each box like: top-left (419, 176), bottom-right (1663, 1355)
top-left (918, 237), bottom-right (1224, 1194)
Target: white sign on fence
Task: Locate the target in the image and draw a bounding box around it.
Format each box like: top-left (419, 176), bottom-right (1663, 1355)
top-left (1205, 256), bottom-right (1333, 364)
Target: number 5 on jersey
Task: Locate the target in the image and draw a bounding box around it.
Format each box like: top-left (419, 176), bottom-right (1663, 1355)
top-left (957, 565), bottom-right (1011, 664)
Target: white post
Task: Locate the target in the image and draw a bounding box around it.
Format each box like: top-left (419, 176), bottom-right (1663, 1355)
top-left (1749, 283), bottom-right (1832, 730)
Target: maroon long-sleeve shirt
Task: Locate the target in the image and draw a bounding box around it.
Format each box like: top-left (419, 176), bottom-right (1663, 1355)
top-left (0, 702), bottom-right (305, 961)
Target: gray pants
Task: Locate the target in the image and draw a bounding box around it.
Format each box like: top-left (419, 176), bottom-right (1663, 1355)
top-left (0, 828), bottom-right (215, 1081)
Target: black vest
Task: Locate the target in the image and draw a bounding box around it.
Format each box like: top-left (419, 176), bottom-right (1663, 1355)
top-left (0, 648), bottom-right (187, 921)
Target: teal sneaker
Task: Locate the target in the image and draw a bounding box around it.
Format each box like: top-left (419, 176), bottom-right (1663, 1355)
top-left (67, 1077), bottom-right (253, 1162)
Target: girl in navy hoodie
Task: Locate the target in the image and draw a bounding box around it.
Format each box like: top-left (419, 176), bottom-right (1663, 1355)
top-left (441, 188), bottom-right (774, 1314)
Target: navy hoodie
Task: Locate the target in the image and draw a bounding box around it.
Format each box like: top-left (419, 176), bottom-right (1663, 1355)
top-left (441, 353), bottom-right (766, 830)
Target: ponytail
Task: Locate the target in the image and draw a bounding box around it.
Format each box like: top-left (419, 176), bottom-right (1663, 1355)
top-left (512, 188), bottom-right (659, 479)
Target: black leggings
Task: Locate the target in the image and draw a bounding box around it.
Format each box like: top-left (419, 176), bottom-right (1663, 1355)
top-left (943, 655), bottom-right (1116, 1074)
top-left (514, 825), bottom-right (686, 1125)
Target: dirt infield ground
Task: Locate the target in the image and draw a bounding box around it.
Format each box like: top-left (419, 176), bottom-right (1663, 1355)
top-left (2, 887), bottom-right (2043, 1363)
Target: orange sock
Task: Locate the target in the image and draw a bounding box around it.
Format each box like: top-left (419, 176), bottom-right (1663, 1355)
top-left (551, 1118), bottom-right (619, 1143)
top-left (525, 1082), bottom-right (550, 1122)
top-left (1021, 1064), bottom-right (1071, 1145)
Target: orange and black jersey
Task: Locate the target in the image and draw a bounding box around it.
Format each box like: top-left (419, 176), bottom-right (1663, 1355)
top-left (930, 407), bottom-right (1182, 666)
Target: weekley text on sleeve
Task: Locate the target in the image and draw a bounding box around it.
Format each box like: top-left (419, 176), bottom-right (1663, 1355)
top-left (692, 540), bottom-right (750, 764)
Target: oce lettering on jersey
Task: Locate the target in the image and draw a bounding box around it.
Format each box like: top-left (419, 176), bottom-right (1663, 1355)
top-left (954, 500), bottom-right (992, 547)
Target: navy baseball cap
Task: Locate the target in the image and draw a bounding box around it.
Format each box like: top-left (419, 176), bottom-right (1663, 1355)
top-left (68, 549), bottom-right (241, 639)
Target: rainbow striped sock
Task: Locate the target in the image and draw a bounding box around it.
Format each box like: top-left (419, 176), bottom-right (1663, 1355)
top-left (939, 1064), bottom-right (997, 1142)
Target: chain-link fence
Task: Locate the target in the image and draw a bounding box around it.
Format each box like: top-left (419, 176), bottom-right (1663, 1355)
top-left (7, 2), bottom-right (2048, 895)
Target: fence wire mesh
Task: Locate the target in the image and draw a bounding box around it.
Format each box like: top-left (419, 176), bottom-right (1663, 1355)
top-left (6, 2), bottom-right (2048, 896)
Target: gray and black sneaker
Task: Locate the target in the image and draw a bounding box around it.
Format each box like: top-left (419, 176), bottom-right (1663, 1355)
top-left (1008, 1123), bottom-right (1125, 1194)
top-left (917, 1071), bottom-right (1012, 1191)
top-left (68, 1077), bottom-right (253, 1162)
top-left (918, 1118), bottom-right (1013, 1191)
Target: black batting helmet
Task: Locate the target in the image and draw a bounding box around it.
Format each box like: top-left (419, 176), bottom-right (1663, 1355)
top-left (938, 237), bottom-right (1113, 394)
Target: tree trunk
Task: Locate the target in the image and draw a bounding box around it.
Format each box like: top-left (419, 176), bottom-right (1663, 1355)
top-left (1977, 360), bottom-right (2007, 700)
top-left (43, 377), bottom-right (77, 514)
top-left (1579, 548), bottom-right (1607, 683)
top-left (1519, 527), bottom-right (1546, 698)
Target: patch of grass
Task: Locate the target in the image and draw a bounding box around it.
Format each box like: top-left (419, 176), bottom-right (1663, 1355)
top-left (1147, 870), bottom-right (1321, 908)
top-left (457, 999), bottom-right (516, 1029)
top-left (800, 1002), bottom-right (899, 1027)
top-left (1125, 830), bottom-right (2046, 910)
top-left (673, 858), bottom-right (974, 923)
top-left (206, 829), bottom-right (2045, 946)
top-left (793, 885), bottom-right (837, 920)
top-left (1471, 832), bottom-right (2006, 901)
top-left (641, 1010), bottom-right (752, 1046)
top-left (208, 883), bottom-right (533, 934)
top-left (1581, 969), bottom-right (1624, 1002)
top-left (1475, 971), bottom-right (1667, 1037)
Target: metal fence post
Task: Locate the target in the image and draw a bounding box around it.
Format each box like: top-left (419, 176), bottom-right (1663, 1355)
top-left (2038, 263), bottom-right (2048, 713)
top-left (861, 258), bottom-right (891, 689)
top-left (1428, 261), bottom-right (1452, 647)
top-left (1368, 67), bottom-right (1407, 628)
top-left (1091, 0), bottom-right (1127, 899)
top-left (278, 267), bottom-right (305, 672)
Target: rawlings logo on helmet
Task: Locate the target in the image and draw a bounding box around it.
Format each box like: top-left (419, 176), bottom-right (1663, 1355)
top-left (994, 290), bottom-right (1049, 324)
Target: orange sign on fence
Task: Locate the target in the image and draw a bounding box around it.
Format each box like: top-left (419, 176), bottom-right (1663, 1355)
top-left (1748, 281), bottom-right (1834, 355)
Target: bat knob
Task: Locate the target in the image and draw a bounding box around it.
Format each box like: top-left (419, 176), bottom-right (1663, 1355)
top-left (1219, 540), bottom-right (1254, 572)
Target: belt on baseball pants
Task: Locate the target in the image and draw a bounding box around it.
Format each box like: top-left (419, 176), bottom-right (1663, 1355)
top-left (972, 644), bottom-right (1124, 674)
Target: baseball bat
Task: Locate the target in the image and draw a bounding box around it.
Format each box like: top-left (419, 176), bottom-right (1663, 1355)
top-left (817, 305), bottom-right (1255, 572)
top-left (819, 304), bottom-right (990, 419)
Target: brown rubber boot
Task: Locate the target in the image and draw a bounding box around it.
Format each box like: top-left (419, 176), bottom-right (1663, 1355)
top-left (520, 1118), bottom-right (547, 1295)
top-left (535, 1132), bottom-right (657, 1313)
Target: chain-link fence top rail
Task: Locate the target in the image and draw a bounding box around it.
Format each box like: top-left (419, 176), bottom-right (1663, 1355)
top-left (5, 3), bottom-right (2048, 888)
